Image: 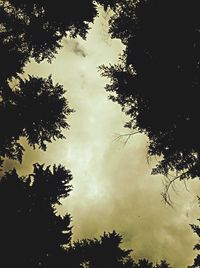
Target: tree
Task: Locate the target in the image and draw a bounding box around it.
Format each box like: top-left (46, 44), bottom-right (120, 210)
top-left (66, 231), bottom-right (171, 268)
top-left (66, 231), bottom-right (134, 268)
top-left (0, 163), bottom-right (73, 268)
top-left (100, 0), bottom-right (200, 191)
top-left (0, 0), bottom-right (96, 75)
top-left (188, 197), bottom-right (200, 268)
top-left (0, 0), bottom-right (119, 167)
top-left (0, 75), bottom-right (73, 165)
top-left (155, 260), bottom-right (172, 268)
top-left (0, 164), bottom-right (172, 268)
top-left (0, 0), bottom-right (119, 78)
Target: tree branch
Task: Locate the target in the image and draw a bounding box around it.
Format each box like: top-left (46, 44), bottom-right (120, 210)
top-left (113, 131), bottom-right (140, 146)
top-left (161, 174), bottom-right (182, 206)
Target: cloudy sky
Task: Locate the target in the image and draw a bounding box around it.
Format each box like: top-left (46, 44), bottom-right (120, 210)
top-left (5, 8), bottom-right (200, 268)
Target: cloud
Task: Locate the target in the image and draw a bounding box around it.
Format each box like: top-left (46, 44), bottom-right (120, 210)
top-left (64, 39), bottom-right (87, 58)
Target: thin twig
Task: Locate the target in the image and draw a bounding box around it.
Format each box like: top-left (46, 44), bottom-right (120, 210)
top-left (113, 131), bottom-right (140, 146)
top-left (161, 174), bottom-right (181, 206)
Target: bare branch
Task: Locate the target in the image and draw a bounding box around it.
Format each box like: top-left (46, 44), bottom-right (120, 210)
top-left (113, 131), bottom-right (140, 146)
top-left (161, 174), bottom-right (182, 206)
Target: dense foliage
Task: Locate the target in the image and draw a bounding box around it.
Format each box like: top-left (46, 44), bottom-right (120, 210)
top-left (0, 0), bottom-right (119, 166)
top-left (0, 164), bottom-right (72, 267)
top-left (67, 231), bottom-right (171, 268)
top-left (101, 0), bottom-right (200, 182)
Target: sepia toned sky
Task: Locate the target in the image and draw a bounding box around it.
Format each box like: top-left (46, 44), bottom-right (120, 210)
top-left (5, 8), bottom-right (200, 268)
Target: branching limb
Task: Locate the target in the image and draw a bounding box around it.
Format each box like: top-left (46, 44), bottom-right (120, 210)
top-left (161, 174), bottom-right (182, 206)
top-left (113, 131), bottom-right (140, 146)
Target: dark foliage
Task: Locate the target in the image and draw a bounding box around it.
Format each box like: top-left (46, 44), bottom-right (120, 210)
top-left (0, 0), bottom-right (119, 78)
top-left (101, 0), bottom-right (200, 182)
top-left (0, 75), bottom-right (73, 164)
top-left (67, 231), bottom-right (133, 267)
top-left (0, 163), bottom-right (72, 268)
top-left (96, 0), bottom-right (121, 10)
top-left (131, 259), bottom-right (171, 268)
top-left (0, 0), bottom-right (97, 73)
top-left (155, 260), bottom-right (172, 268)
top-left (189, 197), bottom-right (200, 268)
top-left (0, 0), bottom-right (121, 167)
top-left (66, 231), bottom-right (171, 268)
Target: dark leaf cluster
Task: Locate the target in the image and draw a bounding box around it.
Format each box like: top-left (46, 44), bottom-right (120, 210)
top-left (0, 75), bottom-right (73, 164)
top-left (101, 0), bottom-right (200, 181)
top-left (0, 164), bottom-right (72, 267)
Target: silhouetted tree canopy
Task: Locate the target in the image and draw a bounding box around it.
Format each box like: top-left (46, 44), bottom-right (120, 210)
top-left (0, 0), bottom-right (96, 76)
top-left (156, 260), bottom-right (172, 268)
top-left (66, 231), bottom-right (171, 268)
top-left (0, 0), bottom-right (119, 79)
top-left (67, 231), bottom-right (133, 267)
top-left (0, 163), bottom-right (72, 267)
top-left (0, 167), bottom-right (172, 268)
top-left (101, 0), bottom-right (200, 182)
top-left (0, 0), bottom-right (120, 166)
top-left (189, 197), bottom-right (200, 268)
top-left (0, 75), bottom-right (73, 165)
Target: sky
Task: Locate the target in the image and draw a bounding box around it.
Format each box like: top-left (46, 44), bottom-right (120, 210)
top-left (5, 7), bottom-right (200, 268)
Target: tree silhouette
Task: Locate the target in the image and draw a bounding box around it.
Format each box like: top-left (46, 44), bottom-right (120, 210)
top-left (188, 197), bottom-right (200, 268)
top-left (101, 0), bottom-right (200, 185)
top-left (66, 231), bottom-right (171, 268)
top-left (131, 259), bottom-right (171, 268)
top-left (0, 172), bottom-right (173, 268)
top-left (155, 260), bottom-right (172, 268)
top-left (0, 75), bottom-right (73, 164)
top-left (67, 231), bottom-right (135, 267)
top-left (0, 163), bottom-right (72, 268)
top-left (0, 0), bottom-right (119, 76)
top-left (0, 0), bottom-right (119, 166)
top-left (0, 0), bottom-right (96, 72)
